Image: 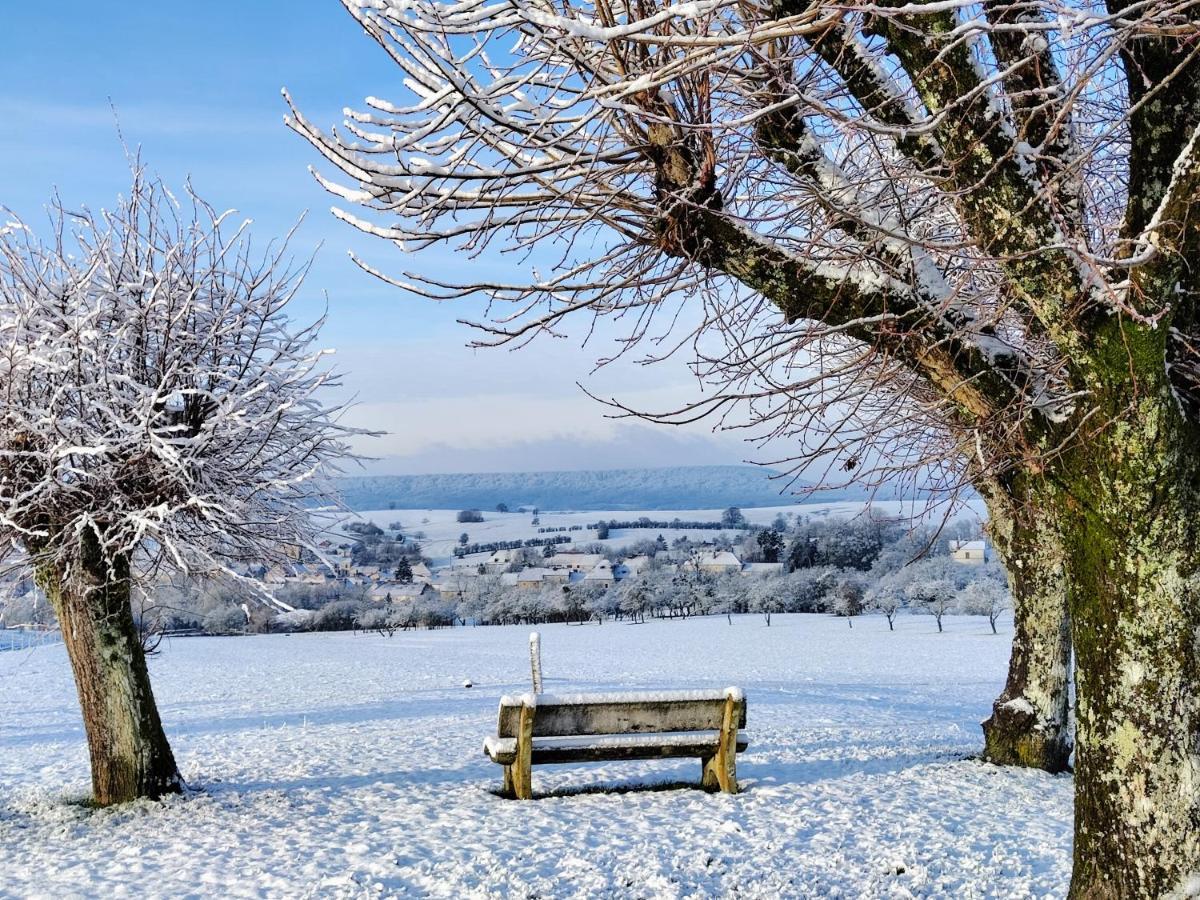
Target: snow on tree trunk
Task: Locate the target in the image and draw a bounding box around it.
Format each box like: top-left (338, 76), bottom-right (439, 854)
top-left (39, 530), bottom-right (181, 805)
top-left (980, 483), bottom-right (1072, 773)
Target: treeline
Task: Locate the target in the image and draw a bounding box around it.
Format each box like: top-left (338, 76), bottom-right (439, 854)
top-left (452, 534), bottom-right (572, 558)
top-left (345, 520), bottom-right (428, 567)
top-left (587, 517), bottom-right (752, 532)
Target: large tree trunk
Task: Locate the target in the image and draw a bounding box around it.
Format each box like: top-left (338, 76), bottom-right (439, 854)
top-left (38, 530), bottom-right (182, 806)
top-left (1060, 376), bottom-right (1200, 898)
top-left (979, 479), bottom-right (1073, 772)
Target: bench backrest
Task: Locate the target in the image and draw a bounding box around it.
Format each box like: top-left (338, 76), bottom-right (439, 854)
top-left (496, 689), bottom-right (746, 738)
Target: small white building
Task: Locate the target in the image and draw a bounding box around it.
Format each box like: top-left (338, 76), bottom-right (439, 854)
top-left (741, 562), bottom-right (785, 577)
top-left (544, 552), bottom-right (607, 572)
top-left (621, 555), bottom-right (654, 577)
top-left (695, 551), bottom-right (743, 575)
top-left (370, 581), bottom-right (432, 603)
top-left (583, 560), bottom-right (616, 587)
top-left (949, 540), bottom-right (988, 565)
top-left (505, 567), bottom-right (569, 590)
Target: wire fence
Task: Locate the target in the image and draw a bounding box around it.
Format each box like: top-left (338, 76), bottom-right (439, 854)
top-left (0, 628), bottom-right (62, 653)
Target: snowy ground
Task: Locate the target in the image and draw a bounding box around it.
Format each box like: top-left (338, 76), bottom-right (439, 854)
top-left (340, 501), bottom-right (985, 566)
top-left (0, 614), bottom-right (1071, 898)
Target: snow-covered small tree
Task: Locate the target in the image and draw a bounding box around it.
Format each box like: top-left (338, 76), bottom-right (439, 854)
top-left (959, 580), bottom-right (1012, 635)
top-left (905, 579), bottom-right (957, 634)
top-left (616, 573), bottom-right (658, 623)
top-left (780, 566), bottom-right (836, 613)
top-left (0, 172), bottom-right (354, 805)
top-left (745, 575), bottom-right (784, 626)
top-left (584, 583), bottom-right (621, 624)
top-left (865, 579), bottom-right (905, 632)
top-left (831, 575), bottom-right (865, 628)
top-left (394, 558), bottom-right (414, 583)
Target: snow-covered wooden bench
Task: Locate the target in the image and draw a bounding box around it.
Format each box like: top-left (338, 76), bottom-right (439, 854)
top-left (483, 687), bottom-right (747, 799)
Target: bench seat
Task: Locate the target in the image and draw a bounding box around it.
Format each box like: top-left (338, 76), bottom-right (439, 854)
top-left (483, 729), bottom-right (751, 765)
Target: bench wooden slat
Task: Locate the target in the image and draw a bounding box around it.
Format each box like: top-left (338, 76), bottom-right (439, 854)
top-left (484, 731), bottom-right (751, 765)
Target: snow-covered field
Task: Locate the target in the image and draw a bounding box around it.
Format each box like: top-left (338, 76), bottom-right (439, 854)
top-left (0, 614), bottom-right (1071, 898)
top-left (341, 501), bottom-right (984, 566)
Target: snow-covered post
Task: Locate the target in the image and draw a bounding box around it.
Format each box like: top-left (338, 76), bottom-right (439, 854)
top-left (529, 630), bottom-right (543, 694)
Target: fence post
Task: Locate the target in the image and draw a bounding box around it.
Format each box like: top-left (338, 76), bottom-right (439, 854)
top-left (529, 630), bottom-right (543, 694)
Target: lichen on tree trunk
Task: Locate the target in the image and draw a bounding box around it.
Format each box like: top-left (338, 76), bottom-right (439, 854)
top-left (38, 529), bottom-right (182, 806)
top-left (978, 478), bottom-right (1073, 773)
top-left (1058, 337), bottom-right (1200, 898)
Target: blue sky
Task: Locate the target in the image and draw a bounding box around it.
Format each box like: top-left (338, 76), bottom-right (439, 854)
top-left (0, 2), bottom-right (750, 474)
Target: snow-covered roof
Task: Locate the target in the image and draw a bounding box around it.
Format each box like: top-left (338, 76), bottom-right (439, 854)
top-left (742, 562), bottom-right (784, 575)
top-left (584, 561), bottom-right (615, 581)
top-left (371, 581), bottom-right (429, 600)
top-left (545, 552), bottom-right (606, 570)
top-left (621, 555), bottom-right (653, 573)
top-left (949, 541), bottom-right (986, 552)
top-left (513, 567), bottom-right (567, 583)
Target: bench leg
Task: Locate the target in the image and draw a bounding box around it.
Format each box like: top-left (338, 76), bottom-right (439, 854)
top-left (513, 703), bottom-right (534, 800)
top-left (706, 696), bottom-right (741, 794)
top-left (701, 752), bottom-right (737, 793)
top-left (502, 765), bottom-right (515, 798)
top-left (512, 760), bottom-right (533, 800)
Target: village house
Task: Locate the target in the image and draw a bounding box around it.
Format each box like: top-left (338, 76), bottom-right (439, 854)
top-left (369, 581), bottom-right (432, 603)
top-left (694, 550), bottom-right (743, 575)
top-left (621, 555), bottom-right (654, 577)
top-left (519, 568), bottom-right (570, 590)
top-left (483, 548), bottom-right (532, 572)
top-left (741, 562), bottom-right (785, 577)
top-left (949, 540), bottom-right (988, 565)
top-left (582, 560), bottom-right (616, 587)
top-left (543, 551), bottom-right (606, 572)
top-left (350, 564), bottom-right (384, 582)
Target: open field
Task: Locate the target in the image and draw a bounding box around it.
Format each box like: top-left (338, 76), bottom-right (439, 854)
top-left (341, 500), bottom-right (986, 566)
top-left (0, 613), bottom-right (1070, 898)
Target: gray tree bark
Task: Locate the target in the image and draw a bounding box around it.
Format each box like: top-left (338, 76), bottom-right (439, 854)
top-left (1062, 422), bottom-right (1200, 895)
top-left (38, 529), bottom-right (182, 806)
top-left (979, 479), bottom-right (1073, 773)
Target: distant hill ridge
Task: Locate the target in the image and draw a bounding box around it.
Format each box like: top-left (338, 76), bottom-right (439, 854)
top-left (334, 465), bottom-right (867, 512)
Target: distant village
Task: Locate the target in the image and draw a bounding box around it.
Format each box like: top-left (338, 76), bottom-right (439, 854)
top-left (270, 542), bottom-right (792, 608)
top-left (1, 508), bottom-right (995, 635)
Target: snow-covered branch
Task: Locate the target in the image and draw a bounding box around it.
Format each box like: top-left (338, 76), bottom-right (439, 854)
top-left (0, 170), bottom-right (363, 597)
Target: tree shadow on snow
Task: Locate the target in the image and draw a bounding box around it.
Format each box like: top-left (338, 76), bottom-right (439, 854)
top-left (740, 748), bottom-right (976, 788)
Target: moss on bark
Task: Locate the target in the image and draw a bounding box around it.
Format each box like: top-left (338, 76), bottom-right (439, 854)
top-left (1056, 322), bottom-right (1200, 898)
top-left (979, 477), bottom-right (1073, 772)
top-left (39, 530), bottom-right (182, 806)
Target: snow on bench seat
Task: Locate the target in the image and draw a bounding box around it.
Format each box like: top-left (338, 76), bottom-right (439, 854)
top-left (498, 687), bottom-right (744, 707)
